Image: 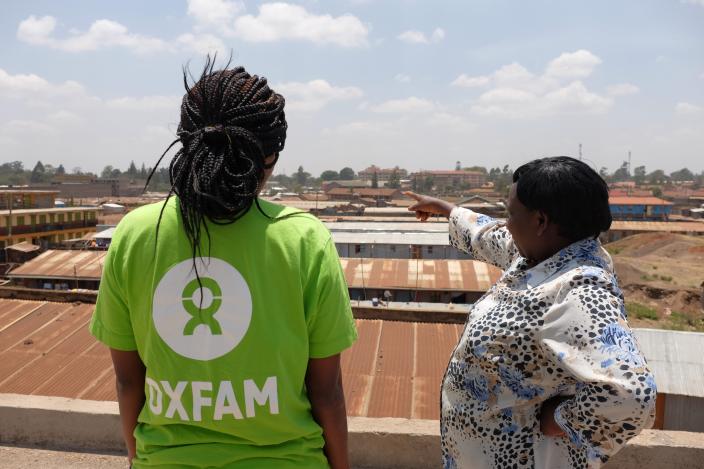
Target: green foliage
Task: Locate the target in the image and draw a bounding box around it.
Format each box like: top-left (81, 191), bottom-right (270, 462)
top-left (320, 170), bottom-right (339, 181)
top-left (626, 302), bottom-right (658, 320)
top-left (387, 169), bottom-right (401, 189)
top-left (371, 171), bottom-right (378, 189)
top-left (339, 167), bottom-right (355, 180)
top-left (667, 312), bottom-right (704, 332)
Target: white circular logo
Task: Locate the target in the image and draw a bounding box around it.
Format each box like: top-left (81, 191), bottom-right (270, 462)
top-left (152, 257), bottom-right (252, 361)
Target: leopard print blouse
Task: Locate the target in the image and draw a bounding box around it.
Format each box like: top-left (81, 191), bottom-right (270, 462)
top-left (441, 208), bottom-right (656, 469)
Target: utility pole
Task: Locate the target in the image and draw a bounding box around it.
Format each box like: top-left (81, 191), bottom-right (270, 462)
top-left (628, 150), bottom-right (632, 175)
top-left (579, 143), bottom-right (582, 161)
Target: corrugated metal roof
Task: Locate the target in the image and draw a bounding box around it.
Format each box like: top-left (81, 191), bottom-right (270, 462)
top-left (341, 258), bottom-right (501, 292)
top-left (0, 207), bottom-right (101, 216)
top-left (609, 196), bottom-right (674, 206)
top-left (633, 329), bottom-right (704, 398)
top-left (325, 221), bottom-right (449, 233)
top-left (0, 299), bottom-right (701, 421)
top-left (6, 242), bottom-right (41, 253)
top-left (333, 231), bottom-right (450, 246)
top-left (7, 250), bottom-right (106, 280)
top-left (610, 221), bottom-right (704, 233)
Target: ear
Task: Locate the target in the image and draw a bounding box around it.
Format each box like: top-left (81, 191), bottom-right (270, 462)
top-left (536, 210), bottom-right (550, 237)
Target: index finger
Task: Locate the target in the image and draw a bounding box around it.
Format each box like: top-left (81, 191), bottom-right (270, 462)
top-left (403, 191), bottom-right (422, 201)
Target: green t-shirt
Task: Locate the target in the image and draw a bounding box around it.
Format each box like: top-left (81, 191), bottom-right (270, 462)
top-left (90, 197), bottom-right (357, 468)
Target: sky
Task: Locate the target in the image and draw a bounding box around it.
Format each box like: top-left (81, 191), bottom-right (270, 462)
top-left (0, 0), bottom-right (703, 177)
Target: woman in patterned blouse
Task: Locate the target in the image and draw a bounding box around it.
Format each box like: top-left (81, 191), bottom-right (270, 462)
top-left (406, 156), bottom-right (656, 469)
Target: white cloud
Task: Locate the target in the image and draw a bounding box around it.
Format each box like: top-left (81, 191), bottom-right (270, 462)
top-left (395, 73), bottom-right (411, 83)
top-left (682, 0), bottom-right (704, 6)
top-left (47, 110), bottom-right (82, 125)
top-left (105, 96), bottom-right (181, 111)
top-left (177, 33), bottom-right (227, 55)
top-left (187, 0), bottom-right (245, 30)
top-left (0, 68), bottom-right (85, 99)
top-left (232, 3), bottom-right (369, 47)
top-left (426, 112), bottom-right (475, 132)
top-left (675, 102), bottom-right (702, 115)
top-left (451, 74), bottom-right (490, 88)
top-left (17, 15), bottom-right (171, 54)
top-left (397, 27), bottom-right (445, 45)
top-left (607, 83), bottom-right (640, 96)
top-left (3, 119), bottom-right (57, 136)
top-left (275, 79), bottom-right (363, 111)
top-left (454, 50), bottom-right (614, 118)
top-left (700, 71), bottom-right (704, 79)
top-left (544, 49), bottom-right (602, 79)
top-left (371, 96), bottom-right (435, 113)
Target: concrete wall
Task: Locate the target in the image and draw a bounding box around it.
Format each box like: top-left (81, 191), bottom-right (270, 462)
top-left (2, 394), bottom-right (703, 469)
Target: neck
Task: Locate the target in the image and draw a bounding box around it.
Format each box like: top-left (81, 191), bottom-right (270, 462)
top-left (526, 237), bottom-right (574, 268)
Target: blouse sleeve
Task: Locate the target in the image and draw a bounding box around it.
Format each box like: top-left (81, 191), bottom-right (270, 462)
top-left (448, 207), bottom-right (518, 270)
top-left (537, 267), bottom-right (656, 466)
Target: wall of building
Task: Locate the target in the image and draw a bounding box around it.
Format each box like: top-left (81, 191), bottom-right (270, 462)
top-left (663, 394), bottom-right (704, 432)
top-left (335, 243), bottom-right (471, 260)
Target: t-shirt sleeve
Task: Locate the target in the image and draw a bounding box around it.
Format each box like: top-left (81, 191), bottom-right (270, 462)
top-left (89, 233), bottom-right (137, 351)
top-left (304, 236), bottom-right (358, 359)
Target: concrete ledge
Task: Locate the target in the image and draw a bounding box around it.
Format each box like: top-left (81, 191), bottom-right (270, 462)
top-left (2, 394), bottom-right (704, 468)
top-left (0, 286), bottom-right (98, 304)
top-left (0, 394), bottom-right (122, 453)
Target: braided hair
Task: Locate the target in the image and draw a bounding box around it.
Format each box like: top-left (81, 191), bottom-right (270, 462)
top-left (146, 56), bottom-right (287, 273)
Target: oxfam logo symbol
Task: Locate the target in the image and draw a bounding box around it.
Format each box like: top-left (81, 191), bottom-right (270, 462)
top-left (181, 278), bottom-right (223, 336)
top-left (153, 258), bottom-right (252, 361)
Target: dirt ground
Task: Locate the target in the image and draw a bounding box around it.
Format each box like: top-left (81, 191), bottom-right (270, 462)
top-left (606, 233), bottom-right (704, 331)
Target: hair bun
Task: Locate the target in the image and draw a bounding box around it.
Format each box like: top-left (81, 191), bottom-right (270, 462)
top-left (202, 124), bottom-right (227, 146)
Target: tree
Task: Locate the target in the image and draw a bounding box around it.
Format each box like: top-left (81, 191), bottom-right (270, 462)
top-left (646, 169), bottom-right (668, 185)
top-left (670, 168), bottom-right (695, 182)
top-left (295, 166), bottom-right (310, 186)
top-left (320, 170), bottom-right (339, 181)
top-left (633, 165), bottom-right (646, 185)
top-left (455, 161), bottom-right (461, 171)
top-left (56, 164), bottom-right (66, 175)
top-left (140, 163), bottom-right (147, 179)
top-left (423, 176), bottom-right (435, 192)
top-left (127, 160), bottom-right (138, 178)
top-left (339, 167), bottom-right (355, 180)
top-left (464, 166), bottom-right (488, 174)
top-left (599, 167), bottom-right (610, 179)
top-left (101, 166), bottom-right (115, 179)
top-left (612, 161), bottom-right (630, 181)
top-left (30, 161), bottom-right (46, 183)
top-left (371, 171), bottom-right (379, 189)
top-left (387, 169), bottom-right (401, 189)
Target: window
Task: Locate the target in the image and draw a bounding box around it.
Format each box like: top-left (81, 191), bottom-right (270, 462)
top-left (66, 213), bottom-right (72, 222)
top-left (49, 214), bottom-right (55, 223)
top-left (427, 246), bottom-right (434, 254)
top-left (58, 214), bottom-right (65, 223)
top-left (39, 215), bottom-right (46, 224)
top-left (30, 215), bottom-right (36, 226)
top-left (354, 244), bottom-right (362, 254)
top-left (17, 216), bottom-right (25, 226)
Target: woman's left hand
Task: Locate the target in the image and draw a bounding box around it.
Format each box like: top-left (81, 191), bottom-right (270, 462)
top-left (540, 395), bottom-right (571, 437)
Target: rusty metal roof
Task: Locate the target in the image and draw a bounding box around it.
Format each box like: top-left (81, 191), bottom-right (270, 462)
top-left (610, 221), bottom-right (704, 233)
top-left (6, 242), bottom-right (41, 253)
top-left (340, 258), bottom-right (502, 292)
top-left (1, 299), bottom-right (701, 420)
top-left (6, 250), bottom-right (502, 294)
top-left (0, 298), bottom-right (460, 419)
top-left (7, 250), bottom-right (106, 281)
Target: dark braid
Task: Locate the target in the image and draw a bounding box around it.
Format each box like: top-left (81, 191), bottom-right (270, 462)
top-left (145, 56), bottom-right (287, 286)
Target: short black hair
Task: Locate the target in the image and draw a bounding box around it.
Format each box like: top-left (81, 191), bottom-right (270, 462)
top-left (512, 156), bottom-right (612, 241)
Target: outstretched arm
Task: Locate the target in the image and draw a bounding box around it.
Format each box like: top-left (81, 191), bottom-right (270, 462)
top-left (405, 191), bottom-right (518, 270)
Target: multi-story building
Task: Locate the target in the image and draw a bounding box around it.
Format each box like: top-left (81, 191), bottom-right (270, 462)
top-left (0, 207), bottom-right (101, 252)
top-left (411, 170), bottom-right (487, 189)
top-left (0, 189), bottom-right (59, 210)
top-left (358, 165), bottom-right (408, 182)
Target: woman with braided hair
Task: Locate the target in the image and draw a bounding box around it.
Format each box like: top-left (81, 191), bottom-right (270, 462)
top-left (90, 58), bottom-right (357, 468)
